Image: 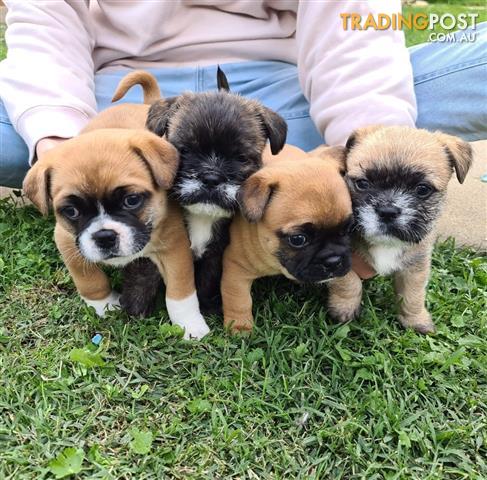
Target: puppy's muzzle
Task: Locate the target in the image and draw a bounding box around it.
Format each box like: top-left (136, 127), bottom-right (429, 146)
top-left (201, 172), bottom-right (225, 188)
top-left (376, 205), bottom-right (401, 223)
top-left (316, 251), bottom-right (350, 276)
top-left (92, 229), bottom-right (118, 251)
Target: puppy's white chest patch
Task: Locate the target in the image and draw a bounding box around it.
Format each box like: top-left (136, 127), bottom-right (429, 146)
top-left (186, 212), bottom-right (217, 259)
top-left (369, 243), bottom-right (406, 275)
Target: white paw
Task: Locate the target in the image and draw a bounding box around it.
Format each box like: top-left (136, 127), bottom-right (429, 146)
top-left (166, 292), bottom-right (210, 341)
top-left (178, 315), bottom-right (211, 340)
top-left (82, 291), bottom-right (121, 317)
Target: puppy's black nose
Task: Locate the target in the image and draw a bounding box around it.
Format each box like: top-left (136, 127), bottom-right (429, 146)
top-left (92, 229), bottom-right (117, 249)
top-left (377, 205), bottom-right (401, 222)
top-left (323, 255), bottom-right (342, 269)
top-left (202, 172), bottom-right (223, 187)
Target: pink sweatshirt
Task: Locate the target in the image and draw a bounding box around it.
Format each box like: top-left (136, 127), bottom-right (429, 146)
top-left (0, 0), bottom-right (416, 161)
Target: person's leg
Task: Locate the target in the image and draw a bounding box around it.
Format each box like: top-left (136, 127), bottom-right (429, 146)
top-left (201, 61), bottom-right (323, 151)
top-left (0, 99), bottom-right (30, 188)
top-left (410, 22), bottom-right (487, 141)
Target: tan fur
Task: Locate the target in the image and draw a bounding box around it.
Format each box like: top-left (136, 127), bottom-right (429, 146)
top-left (23, 129), bottom-right (196, 303)
top-left (222, 148), bottom-right (352, 334)
top-left (262, 143), bottom-right (308, 164)
top-left (328, 125), bottom-right (473, 333)
top-left (81, 103), bottom-right (149, 133)
top-left (112, 70), bottom-right (161, 105)
top-left (346, 126), bottom-right (472, 190)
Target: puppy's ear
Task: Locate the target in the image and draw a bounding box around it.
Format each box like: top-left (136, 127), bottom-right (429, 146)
top-left (323, 146), bottom-right (347, 175)
top-left (434, 132), bottom-right (473, 184)
top-left (146, 97), bottom-right (179, 137)
top-left (310, 145), bottom-right (347, 175)
top-left (258, 107), bottom-right (287, 155)
top-left (130, 131), bottom-right (180, 190)
top-left (237, 171), bottom-right (275, 223)
top-left (345, 125), bottom-right (383, 151)
top-left (22, 161), bottom-right (52, 216)
top-left (217, 66), bottom-right (230, 92)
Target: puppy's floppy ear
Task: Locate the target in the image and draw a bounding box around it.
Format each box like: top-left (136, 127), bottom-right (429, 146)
top-left (146, 97), bottom-right (179, 137)
top-left (434, 132), bottom-right (473, 184)
top-left (237, 171), bottom-right (276, 223)
top-left (258, 107), bottom-right (287, 155)
top-left (22, 160), bottom-right (52, 216)
top-left (322, 146), bottom-right (347, 175)
top-left (130, 131), bottom-right (180, 190)
top-left (310, 145), bottom-right (347, 175)
top-left (217, 66), bottom-right (230, 92)
top-left (345, 125), bottom-right (383, 151)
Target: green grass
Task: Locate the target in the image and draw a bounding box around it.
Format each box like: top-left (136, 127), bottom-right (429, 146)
top-left (403, 4), bottom-right (487, 46)
top-left (0, 25), bottom-right (6, 60)
top-left (0, 197), bottom-right (486, 480)
top-left (1, 3), bottom-right (487, 478)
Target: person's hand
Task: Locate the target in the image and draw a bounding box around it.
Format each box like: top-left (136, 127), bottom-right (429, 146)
top-left (36, 137), bottom-right (69, 161)
top-left (352, 252), bottom-right (376, 279)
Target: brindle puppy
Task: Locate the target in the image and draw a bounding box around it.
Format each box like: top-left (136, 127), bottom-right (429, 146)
top-left (324, 125), bottom-right (473, 333)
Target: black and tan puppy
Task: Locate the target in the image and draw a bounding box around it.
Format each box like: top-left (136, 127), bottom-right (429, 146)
top-left (323, 125), bottom-right (473, 333)
top-left (22, 129), bottom-right (210, 340)
top-left (114, 68), bottom-right (288, 315)
top-left (221, 146), bottom-right (353, 334)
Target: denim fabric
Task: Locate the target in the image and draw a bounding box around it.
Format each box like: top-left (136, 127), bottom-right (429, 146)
top-left (1, 22), bottom-right (486, 188)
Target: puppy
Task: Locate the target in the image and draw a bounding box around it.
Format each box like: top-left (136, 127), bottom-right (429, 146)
top-left (324, 125), bottom-right (473, 333)
top-left (115, 68), bottom-right (288, 315)
top-left (221, 146), bottom-right (353, 334)
top-left (22, 129), bottom-right (210, 340)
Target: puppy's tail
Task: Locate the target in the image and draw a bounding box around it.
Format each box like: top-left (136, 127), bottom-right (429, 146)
top-left (112, 70), bottom-right (161, 105)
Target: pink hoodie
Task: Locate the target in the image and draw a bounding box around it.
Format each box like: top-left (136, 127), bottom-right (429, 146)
top-left (0, 0), bottom-right (416, 161)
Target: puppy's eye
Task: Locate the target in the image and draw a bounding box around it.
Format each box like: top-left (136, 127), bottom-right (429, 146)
top-left (415, 183), bottom-right (433, 198)
top-left (355, 179), bottom-right (370, 191)
top-left (178, 147), bottom-right (189, 155)
top-left (61, 206), bottom-right (80, 220)
top-left (288, 234), bottom-right (308, 249)
top-left (123, 194), bottom-right (144, 210)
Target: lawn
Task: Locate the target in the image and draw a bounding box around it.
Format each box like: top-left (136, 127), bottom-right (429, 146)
top-left (402, 4), bottom-right (486, 46)
top-left (0, 25), bottom-right (5, 60)
top-left (1, 4), bottom-right (486, 480)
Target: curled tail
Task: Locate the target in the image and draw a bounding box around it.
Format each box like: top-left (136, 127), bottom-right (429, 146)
top-left (111, 70), bottom-right (161, 105)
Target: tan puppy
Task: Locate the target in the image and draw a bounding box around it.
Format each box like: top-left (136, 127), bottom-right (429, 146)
top-left (323, 125), bottom-right (473, 333)
top-left (221, 147), bottom-right (353, 333)
top-left (23, 129), bottom-right (210, 339)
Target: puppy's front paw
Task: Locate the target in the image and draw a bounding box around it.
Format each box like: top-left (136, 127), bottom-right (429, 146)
top-left (120, 292), bottom-right (157, 318)
top-left (178, 315), bottom-right (211, 340)
top-left (399, 310), bottom-right (436, 334)
top-left (166, 293), bottom-right (210, 341)
top-left (327, 293), bottom-right (361, 324)
top-left (82, 291), bottom-right (121, 317)
top-left (223, 318), bottom-right (253, 336)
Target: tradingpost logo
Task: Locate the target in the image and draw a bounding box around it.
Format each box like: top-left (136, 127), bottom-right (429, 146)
top-left (341, 12), bottom-right (480, 42)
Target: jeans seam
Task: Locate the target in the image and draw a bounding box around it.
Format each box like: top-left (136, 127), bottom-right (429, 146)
top-left (414, 57), bottom-right (487, 85)
top-left (281, 110), bottom-right (310, 120)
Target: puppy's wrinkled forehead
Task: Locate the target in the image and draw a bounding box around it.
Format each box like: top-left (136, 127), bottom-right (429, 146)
top-left (46, 129), bottom-right (175, 203)
top-left (269, 160), bottom-right (352, 229)
top-left (347, 128), bottom-right (452, 190)
top-left (170, 91), bottom-right (266, 155)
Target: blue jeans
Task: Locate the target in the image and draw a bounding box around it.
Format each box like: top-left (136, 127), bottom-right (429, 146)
top-left (1, 24), bottom-right (486, 188)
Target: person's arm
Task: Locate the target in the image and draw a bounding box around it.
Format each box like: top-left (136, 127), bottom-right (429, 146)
top-left (296, 0), bottom-right (416, 146)
top-left (0, 0), bottom-right (96, 162)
